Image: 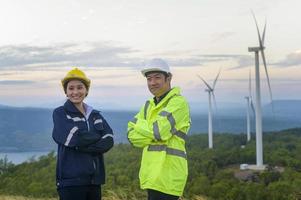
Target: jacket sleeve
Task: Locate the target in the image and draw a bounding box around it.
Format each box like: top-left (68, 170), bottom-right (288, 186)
top-left (129, 96), bottom-right (190, 145)
top-left (77, 118), bottom-right (114, 154)
top-left (127, 104), bottom-right (153, 148)
top-left (52, 108), bottom-right (102, 148)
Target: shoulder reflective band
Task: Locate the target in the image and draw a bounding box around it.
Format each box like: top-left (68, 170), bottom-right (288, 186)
top-left (148, 145), bottom-right (187, 159)
top-left (153, 121), bottom-right (162, 141)
top-left (94, 119), bottom-right (103, 124)
top-left (159, 111), bottom-right (187, 141)
top-left (144, 100), bottom-right (150, 119)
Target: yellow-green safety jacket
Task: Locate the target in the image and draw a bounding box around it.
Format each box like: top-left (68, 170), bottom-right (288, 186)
top-left (127, 87), bottom-right (191, 196)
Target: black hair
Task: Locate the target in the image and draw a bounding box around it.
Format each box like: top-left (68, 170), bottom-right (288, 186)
top-left (63, 78), bottom-right (89, 95)
top-left (145, 71), bottom-right (171, 79)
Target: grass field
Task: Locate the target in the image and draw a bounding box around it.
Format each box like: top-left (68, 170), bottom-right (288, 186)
top-left (0, 195), bottom-right (208, 200)
top-left (0, 196), bottom-right (56, 200)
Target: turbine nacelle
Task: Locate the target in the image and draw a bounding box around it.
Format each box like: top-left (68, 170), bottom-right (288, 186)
top-left (248, 46), bottom-right (265, 52)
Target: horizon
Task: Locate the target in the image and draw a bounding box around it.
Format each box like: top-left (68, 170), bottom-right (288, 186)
top-left (1, 99), bottom-right (300, 115)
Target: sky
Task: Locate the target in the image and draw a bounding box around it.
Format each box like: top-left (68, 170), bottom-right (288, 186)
top-left (0, 0), bottom-right (300, 111)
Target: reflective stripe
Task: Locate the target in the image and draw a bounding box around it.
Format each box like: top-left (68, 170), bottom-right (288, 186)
top-left (102, 134), bottom-right (114, 139)
top-left (159, 111), bottom-right (170, 117)
top-left (174, 130), bottom-right (187, 141)
top-left (94, 119), bottom-right (103, 124)
top-left (148, 145), bottom-right (187, 159)
top-left (144, 101), bottom-right (150, 119)
top-left (64, 126), bottom-right (78, 146)
top-left (166, 148), bottom-right (187, 159)
top-left (148, 144), bottom-right (167, 151)
top-left (153, 121), bottom-right (162, 141)
top-left (159, 111), bottom-right (187, 141)
top-left (130, 118), bottom-right (138, 124)
top-left (66, 115), bottom-right (85, 122)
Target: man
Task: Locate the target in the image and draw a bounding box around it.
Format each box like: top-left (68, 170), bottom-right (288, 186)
top-left (127, 58), bottom-right (191, 200)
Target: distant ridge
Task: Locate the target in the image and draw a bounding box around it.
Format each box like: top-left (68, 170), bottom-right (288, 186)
top-left (0, 101), bottom-right (300, 152)
top-left (264, 99), bottom-right (301, 116)
top-left (0, 104), bottom-right (10, 108)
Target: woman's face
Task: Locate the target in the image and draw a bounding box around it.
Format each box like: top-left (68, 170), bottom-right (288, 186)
top-left (66, 79), bottom-right (88, 104)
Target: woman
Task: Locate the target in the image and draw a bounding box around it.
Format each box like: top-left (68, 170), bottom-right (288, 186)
top-left (52, 67), bottom-right (114, 200)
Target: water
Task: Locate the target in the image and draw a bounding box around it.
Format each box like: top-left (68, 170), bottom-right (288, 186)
top-left (0, 151), bottom-right (51, 164)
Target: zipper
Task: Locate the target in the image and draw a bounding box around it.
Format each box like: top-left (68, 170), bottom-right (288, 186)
top-left (93, 160), bottom-right (96, 170)
top-left (85, 117), bottom-right (90, 131)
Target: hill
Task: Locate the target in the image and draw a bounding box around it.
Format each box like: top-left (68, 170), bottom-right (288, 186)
top-left (0, 128), bottom-right (301, 200)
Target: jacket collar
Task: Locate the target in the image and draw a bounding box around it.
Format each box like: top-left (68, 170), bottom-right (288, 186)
top-left (150, 87), bottom-right (180, 107)
top-left (153, 89), bottom-right (171, 105)
top-left (63, 100), bottom-right (98, 116)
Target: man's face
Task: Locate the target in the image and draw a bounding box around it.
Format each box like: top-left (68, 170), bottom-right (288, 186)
top-left (146, 72), bottom-right (171, 97)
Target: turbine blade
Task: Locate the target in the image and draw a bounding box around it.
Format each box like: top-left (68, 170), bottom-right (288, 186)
top-left (251, 12), bottom-right (264, 49)
top-left (213, 68), bottom-right (222, 90)
top-left (197, 75), bottom-right (213, 90)
top-left (250, 100), bottom-right (256, 116)
top-left (260, 50), bottom-right (273, 103)
top-left (262, 19), bottom-right (267, 46)
top-left (249, 69), bottom-right (252, 97)
top-left (261, 50), bottom-right (275, 117)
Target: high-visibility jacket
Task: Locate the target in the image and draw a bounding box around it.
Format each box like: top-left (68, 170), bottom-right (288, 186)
top-left (127, 87), bottom-right (191, 196)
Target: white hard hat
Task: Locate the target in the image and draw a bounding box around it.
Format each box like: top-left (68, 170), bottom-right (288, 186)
top-left (141, 58), bottom-right (170, 77)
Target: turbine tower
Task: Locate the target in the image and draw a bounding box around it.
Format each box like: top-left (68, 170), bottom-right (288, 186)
top-left (245, 70), bottom-right (255, 142)
top-left (248, 13), bottom-right (273, 167)
top-left (197, 69), bottom-right (221, 149)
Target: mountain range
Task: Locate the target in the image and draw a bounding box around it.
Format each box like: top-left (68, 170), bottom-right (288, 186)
top-left (0, 100), bottom-right (300, 152)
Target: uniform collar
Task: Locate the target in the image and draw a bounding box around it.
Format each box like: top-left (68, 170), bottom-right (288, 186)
top-left (64, 100), bottom-right (97, 118)
top-left (153, 89), bottom-right (171, 105)
top-left (151, 87), bottom-right (180, 106)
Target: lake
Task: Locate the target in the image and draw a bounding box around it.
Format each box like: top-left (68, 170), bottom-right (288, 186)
top-left (0, 151), bottom-right (51, 164)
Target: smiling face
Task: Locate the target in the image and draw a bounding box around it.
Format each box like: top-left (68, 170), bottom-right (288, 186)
top-left (66, 79), bottom-right (88, 105)
top-left (146, 72), bottom-right (171, 97)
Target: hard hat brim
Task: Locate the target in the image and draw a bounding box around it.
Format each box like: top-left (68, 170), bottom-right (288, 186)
top-left (141, 68), bottom-right (170, 77)
top-left (61, 77), bottom-right (91, 89)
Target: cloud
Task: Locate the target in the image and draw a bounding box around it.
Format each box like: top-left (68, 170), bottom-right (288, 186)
top-left (0, 43), bottom-right (237, 69)
top-left (273, 50), bottom-right (301, 67)
top-left (0, 80), bottom-right (36, 85)
top-left (228, 55), bottom-right (254, 69)
top-left (0, 42), bottom-right (140, 69)
top-left (0, 42), bottom-right (258, 70)
top-left (0, 72), bottom-right (18, 76)
top-left (218, 78), bottom-right (301, 83)
top-left (165, 54), bottom-right (245, 67)
top-left (211, 32), bottom-right (236, 43)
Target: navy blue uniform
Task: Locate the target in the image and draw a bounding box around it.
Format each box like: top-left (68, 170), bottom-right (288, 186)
top-left (52, 100), bottom-right (113, 200)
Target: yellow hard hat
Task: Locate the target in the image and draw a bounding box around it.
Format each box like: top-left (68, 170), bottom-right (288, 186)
top-left (61, 67), bottom-right (91, 92)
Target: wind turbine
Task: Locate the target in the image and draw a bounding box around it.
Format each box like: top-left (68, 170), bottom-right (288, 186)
top-left (245, 69), bottom-right (255, 142)
top-left (248, 12), bottom-right (273, 168)
top-left (197, 69), bottom-right (221, 149)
